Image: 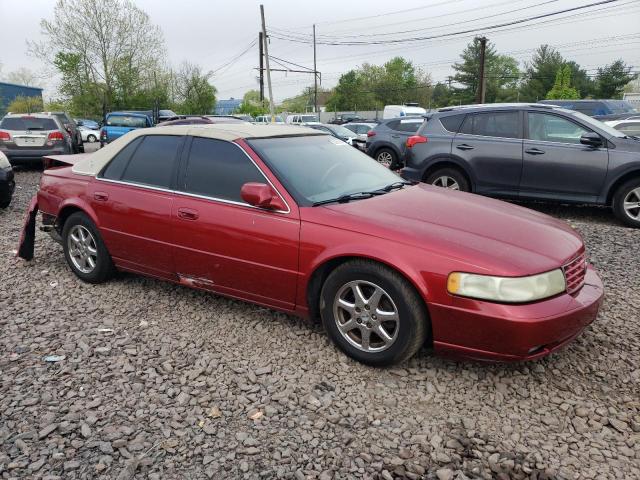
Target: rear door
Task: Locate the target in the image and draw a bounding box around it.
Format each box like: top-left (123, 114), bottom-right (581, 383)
top-left (520, 111), bottom-right (608, 202)
top-left (171, 137), bottom-right (300, 309)
top-left (453, 110), bottom-right (523, 196)
top-left (90, 134), bottom-right (183, 278)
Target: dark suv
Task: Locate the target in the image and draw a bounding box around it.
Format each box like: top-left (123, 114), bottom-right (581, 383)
top-left (402, 103), bottom-right (640, 227)
top-left (366, 117), bottom-right (426, 168)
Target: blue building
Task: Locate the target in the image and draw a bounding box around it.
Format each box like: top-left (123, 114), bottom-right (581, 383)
top-left (214, 98), bottom-right (242, 115)
top-left (0, 82), bottom-right (44, 116)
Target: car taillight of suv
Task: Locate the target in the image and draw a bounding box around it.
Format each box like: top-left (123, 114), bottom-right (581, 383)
top-left (47, 131), bottom-right (65, 146)
top-left (367, 130), bottom-right (376, 138)
top-left (406, 135), bottom-right (427, 148)
top-left (0, 131), bottom-right (11, 142)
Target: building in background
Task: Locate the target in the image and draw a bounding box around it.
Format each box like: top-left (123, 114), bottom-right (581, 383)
top-left (214, 98), bottom-right (242, 115)
top-left (0, 82), bottom-right (44, 116)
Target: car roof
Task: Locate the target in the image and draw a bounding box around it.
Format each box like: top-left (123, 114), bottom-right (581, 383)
top-left (4, 112), bottom-right (56, 118)
top-left (72, 124), bottom-right (325, 176)
top-left (436, 103), bottom-right (561, 114)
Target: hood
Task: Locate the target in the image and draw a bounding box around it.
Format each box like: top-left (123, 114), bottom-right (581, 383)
top-left (302, 184), bottom-right (584, 276)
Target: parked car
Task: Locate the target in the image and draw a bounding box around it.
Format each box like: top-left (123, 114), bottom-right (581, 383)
top-left (18, 124), bottom-right (603, 365)
top-left (366, 117), bottom-right (425, 168)
top-left (343, 122), bottom-right (378, 140)
top-left (78, 125), bottom-right (100, 143)
top-left (402, 103), bottom-right (640, 228)
top-left (202, 115), bottom-right (251, 124)
top-left (0, 151), bottom-right (15, 208)
top-left (255, 115), bottom-right (284, 124)
top-left (233, 114), bottom-right (254, 122)
top-left (0, 113), bottom-right (72, 164)
top-left (75, 118), bottom-right (100, 130)
top-left (100, 112), bottom-right (153, 146)
top-left (157, 116), bottom-right (214, 126)
top-left (285, 114), bottom-right (318, 124)
top-left (40, 111), bottom-right (83, 153)
top-left (329, 114), bottom-right (364, 125)
top-left (383, 104), bottom-right (427, 119)
top-left (158, 109), bottom-right (179, 123)
top-left (606, 119), bottom-right (640, 138)
top-left (306, 123), bottom-right (366, 151)
top-left (538, 99), bottom-right (640, 121)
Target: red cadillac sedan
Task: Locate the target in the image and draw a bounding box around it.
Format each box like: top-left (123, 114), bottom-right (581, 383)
top-left (18, 124), bottom-right (604, 366)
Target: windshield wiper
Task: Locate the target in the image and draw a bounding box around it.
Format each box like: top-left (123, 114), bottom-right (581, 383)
top-left (377, 180), bottom-right (413, 192)
top-left (312, 191), bottom-right (386, 207)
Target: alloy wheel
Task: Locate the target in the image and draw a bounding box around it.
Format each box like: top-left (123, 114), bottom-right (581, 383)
top-left (68, 225), bottom-right (98, 274)
top-left (376, 151), bottom-right (393, 167)
top-left (332, 280), bottom-right (399, 352)
top-left (432, 175), bottom-right (460, 190)
top-left (623, 187), bottom-right (640, 220)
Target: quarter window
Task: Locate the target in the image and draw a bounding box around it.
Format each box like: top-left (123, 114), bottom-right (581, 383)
top-left (527, 113), bottom-right (590, 144)
top-left (459, 111), bottom-right (520, 139)
top-left (101, 137), bottom-right (143, 180)
top-left (439, 114), bottom-right (466, 133)
top-left (182, 138), bottom-right (265, 203)
top-left (120, 135), bottom-right (182, 188)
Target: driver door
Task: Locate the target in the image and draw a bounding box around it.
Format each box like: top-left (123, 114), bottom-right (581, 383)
top-left (171, 137), bottom-right (300, 310)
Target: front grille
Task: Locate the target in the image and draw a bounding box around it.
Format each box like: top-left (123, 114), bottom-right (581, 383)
top-left (563, 253), bottom-right (587, 294)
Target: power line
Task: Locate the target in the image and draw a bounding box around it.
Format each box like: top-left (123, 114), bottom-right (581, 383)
top-left (211, 39), bottom-right (257, 76)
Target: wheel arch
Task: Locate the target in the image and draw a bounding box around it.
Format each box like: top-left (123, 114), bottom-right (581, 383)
top-left (606, 169), bottom-right (640, 205)
top-left (369, 141), bottom-right (401, 159)
top-left (421, 157), bottom-right (474, 188)
top-left (56, 201), bottom-right (99, 233)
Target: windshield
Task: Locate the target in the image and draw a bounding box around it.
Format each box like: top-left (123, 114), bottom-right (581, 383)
top-left (0, 117), bottom-right (58, 131)
top-left (570, 111), bottom-right (627, 138)
top-left (327, 124), bottom-right (357, 138)
top-left (248, 135), bottom-right (403, 206)
top-left (106, 115), bottom-right (148, 128)
top-left (604, 100), bottom-right (637, 114)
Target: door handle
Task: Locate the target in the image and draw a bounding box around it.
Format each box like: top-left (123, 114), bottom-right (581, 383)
top-left (456, 144), bottom-right (474, 151)
top-left (177, 208), bottom-right (199, 220)
top-left (391, 134), bottom-right (400, 138)
top-left (525, 148), bottom-right (545, 155)
top-left (94, 192), bottom-right (109, 201)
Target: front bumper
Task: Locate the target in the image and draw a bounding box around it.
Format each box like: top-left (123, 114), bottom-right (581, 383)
top-left (429, 266), bottom-right (604, 361)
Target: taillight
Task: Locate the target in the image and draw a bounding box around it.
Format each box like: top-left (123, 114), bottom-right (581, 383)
top-left (47, 131), bottom-right (65, 145)
top-left (366, 130), bottom-right (376, 137)
top-left (406, 135), bottom-right (427, 148)
top-left (0, 131), bottom-right (10, 142)
top-left (100, 129), bottom-right (107, 139)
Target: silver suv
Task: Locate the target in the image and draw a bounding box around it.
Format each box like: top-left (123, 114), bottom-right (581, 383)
top-left (0, 113), bottom-right (73, 164)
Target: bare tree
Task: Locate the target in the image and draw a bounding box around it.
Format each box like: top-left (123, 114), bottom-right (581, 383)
top-left (3, 67), bottom-right (41, 87)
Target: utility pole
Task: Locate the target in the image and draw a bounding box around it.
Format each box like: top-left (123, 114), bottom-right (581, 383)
top-left (313, 24), bottom-right (318, 115)
top-left (260, 4), bottom-right (276, 122)
top-left (258, 31), bottom-right (264, 102)
top-left (476, 36), bottom-right (487, 104)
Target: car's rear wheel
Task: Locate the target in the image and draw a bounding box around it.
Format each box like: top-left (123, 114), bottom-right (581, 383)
top-left (62, 212), bottom-right (115, 283)
top-left (320, 260), bottom-right (429, 366)
top-left (425, 167), bottom-right (470, 192)
top-left (613, 178), bottom-right (640, 228)
top-left (374, 148), bottom-right (397, 169)
top-left (87, 134), bottom-right (97, 143)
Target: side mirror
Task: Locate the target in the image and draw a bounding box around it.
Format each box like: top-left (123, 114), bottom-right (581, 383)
top-left (580, 132), bottom-right (603, 148)
top-left (240, 182), bottom-right (286, 211)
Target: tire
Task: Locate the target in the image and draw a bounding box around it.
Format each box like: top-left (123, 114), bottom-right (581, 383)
top-left (0, 197), bottom-right (10, 209)
top-left (425, 167), bottom-right (470, 192)
top-left (612, 177), bottom-right (640, 228)
top-left (320, 259), bottom-right (429, 366)
top-left (87, 134), bottom-right (96, 143)
top-left (62, 212), bottom-right (115, 283)
top-left (374, 148), bottom-right (398, 169)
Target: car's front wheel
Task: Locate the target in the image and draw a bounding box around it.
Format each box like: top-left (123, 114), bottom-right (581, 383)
top-left (87, 134), bottom-right (97, 143)
top-left (62, 212), bottom-right (115, 283)
top-left (425, 167), bottom-right (470, 192)
top-left (320, 260), bottom-right (429, 366)
top-left (613, 177), bottom-right (640, 228)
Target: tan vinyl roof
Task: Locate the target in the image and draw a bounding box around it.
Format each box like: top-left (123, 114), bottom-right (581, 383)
top-left (72, 124), bottom-right (325, 176)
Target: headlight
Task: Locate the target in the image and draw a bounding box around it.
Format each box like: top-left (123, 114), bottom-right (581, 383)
top-left (447, 269), bottom-right (566, 303)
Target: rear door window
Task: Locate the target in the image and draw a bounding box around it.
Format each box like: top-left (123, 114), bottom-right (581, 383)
top-left (181, 137), bottom-right (265, 203)
top-left (120, 135), bottom-right (182, 188)
top-left (459, 111), bottom-right (520, 139)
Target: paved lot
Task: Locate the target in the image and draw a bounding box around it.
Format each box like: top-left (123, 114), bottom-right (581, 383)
top-left (1, 167), bottom-right (638, 480)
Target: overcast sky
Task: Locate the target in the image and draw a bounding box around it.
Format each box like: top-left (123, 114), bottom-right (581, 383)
top-left (0, 0), bottom-right (638, 102)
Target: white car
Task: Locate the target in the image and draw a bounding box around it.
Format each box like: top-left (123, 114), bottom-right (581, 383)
top-left (342, 122), bottom-right (378, 141)
top-left (78, 125), bottom-right (100, 143)
top-left (285, 114), bottom-right (318, 124)
top-left (605, 119), bottom-right (640, 137)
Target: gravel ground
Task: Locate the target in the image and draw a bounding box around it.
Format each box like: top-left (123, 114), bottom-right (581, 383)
top-left (1, 166), bottom-right (638, 480)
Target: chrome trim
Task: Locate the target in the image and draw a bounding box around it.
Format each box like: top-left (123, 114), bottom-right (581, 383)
top-left (94, 137), bottom-right (292, 215)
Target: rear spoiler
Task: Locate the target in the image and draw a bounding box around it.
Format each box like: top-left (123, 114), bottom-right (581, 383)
top-left (43, 153), bottom-right (90, 170)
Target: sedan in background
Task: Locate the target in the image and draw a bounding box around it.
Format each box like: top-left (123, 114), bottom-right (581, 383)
top-left (0, 113), bottom-right (72, 165)
top-left (78, 125), bottom-right (100, 143)
top-left (343, 122), bottom-right (377, 141)
top-left (75, 118), bottom-right (100, 130)
top-left (306, 123), bottom-right (366, 151)
top-left (19, 124), bottom-right (603, 366)
top-left (606, 119), bottom-right (640, 138)
top-left (0, 151), bottom-right (14, 208)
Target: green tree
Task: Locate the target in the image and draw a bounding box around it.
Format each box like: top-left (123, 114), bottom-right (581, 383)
top-left (431, 82), bottom-right (453, 108)
top-left (7, 95), bottom-right (44, 113)
top-left (520, 45), bottom-right (564, 102)
top-left (238, 89), bottom-right (267, 117)
top-left (546, 65), bottom-right (579, 100)
top-left (565, 61), bottom-right (593, 98)
top-left (594, 60), bottom-right (638, 98)
top-left (173, 62), bottom-right (217, 114)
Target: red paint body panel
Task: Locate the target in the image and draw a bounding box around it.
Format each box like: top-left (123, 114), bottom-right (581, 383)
top-left (30, 137), bottom-right (605, 362)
